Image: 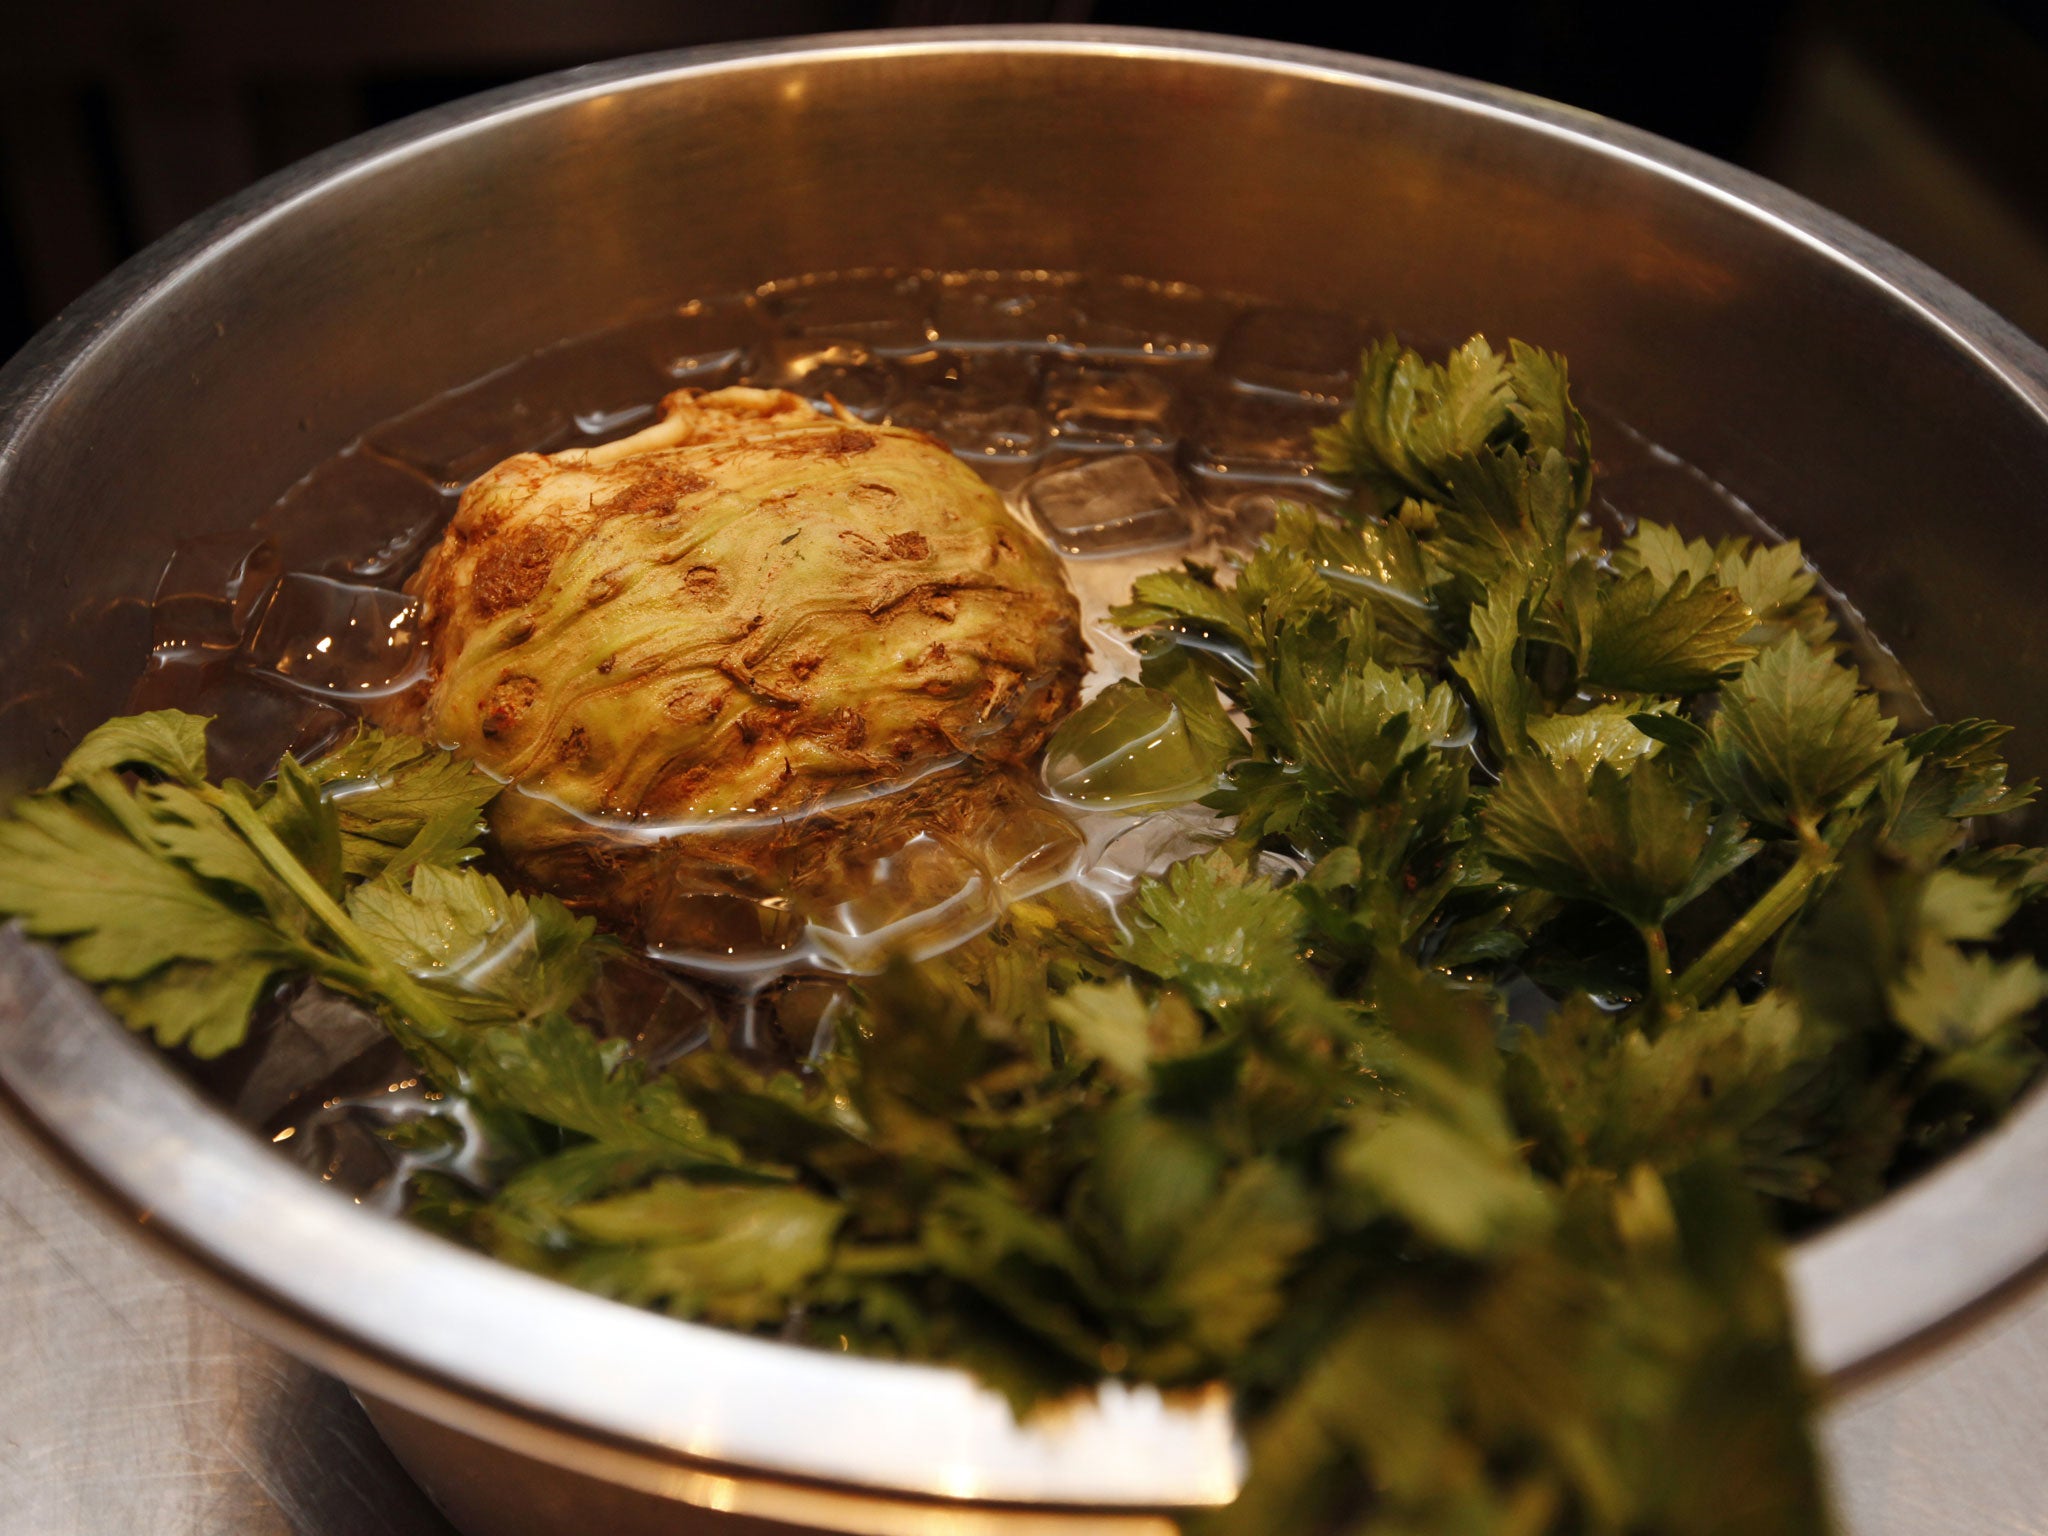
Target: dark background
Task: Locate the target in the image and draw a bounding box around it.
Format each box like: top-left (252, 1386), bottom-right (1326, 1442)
top-left (3, 0), bottom-right (2045, 360)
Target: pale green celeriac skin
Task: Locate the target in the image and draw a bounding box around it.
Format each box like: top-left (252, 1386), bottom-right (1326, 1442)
top-left (384, 387), bottom-right (1083, 925)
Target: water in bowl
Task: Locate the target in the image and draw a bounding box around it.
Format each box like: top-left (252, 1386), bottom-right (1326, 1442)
top-left (135, 267), bottom-right (1926, 1208)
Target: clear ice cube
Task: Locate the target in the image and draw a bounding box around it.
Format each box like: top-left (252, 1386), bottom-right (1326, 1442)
top-left (757, 271), bottom-right (935, 356)
top-left (977, 802), bottom-right (1085, 896)
top-left (295, 1110), bottom-right (405, 1198)
top-left (1044, 365), bottom-right (1182, 449)
top-left (1184, 388), bottom-right (1344, 484)
top-left (241, 573), bottom-right (424, 699)
top-left (932, 271), bottom-right (1078, 350)
top-left (804, 831), bottom-right (998, 972)
top-left (3, 596), bottom-right (152, 773)
top-left (640, 889), bottom-right (810, 982)
top-left (282, 1069), bottom-right (466, 1211)
top-left (615, 298), bottom-right (763, 385)
top-left (366, 361), bottom-right (578, 487)
top-left (149, 529), bottom-right (282, 650)
top-left (756, 977), bottom-right (856, 1063)
top-left (938, 403), bottom-right (1045, 460)
top-left (1216, 306), bottom-right (1369, 401)
top-left (520, 337), bottom-right (676, 440)
top-left (260, 447), bottom-right (453, 581)
top-left (575, 955), bottom-right (716, 1068)
top-left (1587, 413), bottom-right (1764, 548)
top-left (1024, 453), bottom-right (1192, 557)
top-left (231, 982), bottom-right (390, 1126)
top-left (364, 330), bottom-right (672, 483)
top-left (1072, 277), bottom-right (1233, 361)
top-left (1198, 483), bottom-right (1342, 548)
top-left (128, 646), bottom-right (349, 781)
top-left (750, 339), bottom-right (901, 420)
top-left (890, 352), bottom-right (1047, 467)
top-left (1078, 806), bottom-right (1231, 906)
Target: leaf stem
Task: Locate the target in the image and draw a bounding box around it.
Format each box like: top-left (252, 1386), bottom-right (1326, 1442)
top-left (205, 787), bottom-right (464, 1043)
top-left (831, 1243), bottom-right (930, 1276)
top-left (1639, 924), bottom-right (1675, 1017)
top-left (1674, 836), bottom-right (1832, 1005)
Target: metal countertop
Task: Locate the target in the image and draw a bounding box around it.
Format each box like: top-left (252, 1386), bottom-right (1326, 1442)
top-left (4, 1099), bottom-right (2046, 1536)
top-left (0, 1107), bottom-right (450, 1536)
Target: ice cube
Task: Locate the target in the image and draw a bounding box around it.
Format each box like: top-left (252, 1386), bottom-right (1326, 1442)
top-left (977, 802), bottom-right (1086, 896)
top-left (750, 339), bottom-right (901, 421)
top-left (757, 271), bottom-right (935, 356)
top-left (932, 271), bottom-right (1078, 350)
top-left (574, 955), bottom-right (716, 1068)
top-left (640, 889), bottom-right (810, 982)
top-left (804, 831), bottom-right (998, 972)
top-left (241, 573), bottom-right (423, 699)
top-left (615, 298), bottom-right (763, 385)
top-left (1258, 848), bottom-right (1311, 884)
top-left (520, 337), bottom-right (676, 440)
top-left (1024, 453), bottom-right (1192, 557)
top-left (1216, 306), bottom-right (1369, 401)
top-left (936, 349), bottom-right (1045, 404)
top-left (231, 982), bottom-right (391, 1126)
top-left (1204, 487), bottom-right (1285, 546)
top-left (150, 529), bottom-right (282, 650)
top-left (889, 351), bottom-right (1047, 466)
top-left (1198, 483), bottom-right (1342, 548)
top-left (260, 447), bottom-right (453, 581)
top-left (1072, 277), bottom-right (1233, 361)
top-left (1585, 412), bottom-right (1761, 547)
top-left (1184, 388), bottom-right (1344, 484)
top-left (253, 1013), bottom-right (444, 1204)
top-left (294, 1110), bottom-right (405, 1197)
top-left (366, 360), bottom-right (579, 487)
top-left (288, 1082), bottom-right (465, 1211)
top-left (757, 977), bottom-right (855, 1063)
top-left (0, 596), bottom-right (149, 784)
top-left (1079, 806), bottom-right (1231, 904)
top-left (363, 330), bottom-right (673, 483)
top-left (939, 403), bottom-right (1045, 461)
top-left (1044, 364), bottom-right (1182, 449)
top-left (128, 646), bottom-right (349, 781)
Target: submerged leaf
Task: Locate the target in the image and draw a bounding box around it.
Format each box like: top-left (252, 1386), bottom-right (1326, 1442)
top-left (1453, 576), bottom-right (1534, 759)
top-left (564, 1178), bottom-right (844, 1325)
top-left (0, 793), bottom-right (296, 985)
top-left (1119, 852), bottom-right (1308, 1013)
top-left (1526, 705), bottom-right (1667, 769)
top-left (1544, 561), bottom-right (1756, 695)
top-left (1694, 641), bottom-right (1898, 832)
top-left (1043, 681), bottom-right (1229, 811)
top-left (1482, 755), bottom-right (1750, 928)
top-left (1882, 719), bottom-right (2037, 862)
top-left (305, 725), bottom-right (502, 878)
top-left (1617, 523), bottom-right (1834, 651)
top-left (1889, 939), bottom-right (2048, 1053)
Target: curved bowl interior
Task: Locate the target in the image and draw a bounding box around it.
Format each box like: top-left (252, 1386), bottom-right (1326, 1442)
top-left (3, 25), bottom-right (2048, 1521)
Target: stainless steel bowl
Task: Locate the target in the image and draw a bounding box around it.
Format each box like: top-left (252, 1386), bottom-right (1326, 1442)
top-left (4, 27), bottom-right (2048, 1536)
